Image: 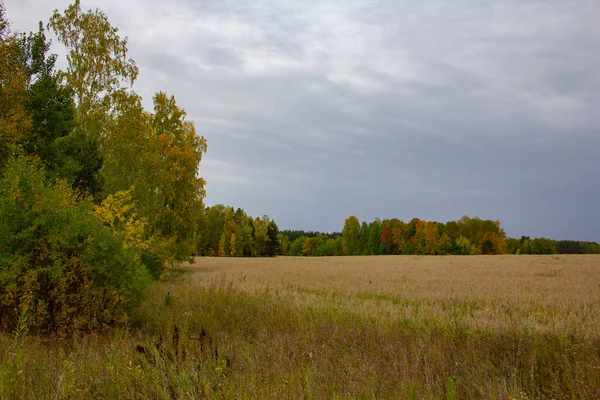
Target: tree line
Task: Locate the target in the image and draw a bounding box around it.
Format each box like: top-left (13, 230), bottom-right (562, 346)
top-left (279, 216), bottom-right (600, 256)
top-left (194, 205), bottom-right (280, 257)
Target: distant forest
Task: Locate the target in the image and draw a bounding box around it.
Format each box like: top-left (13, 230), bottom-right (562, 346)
top-left (279, 216), bottom-right (600, 256)
top-left (194, 205), bottom-right (280, 257)
top-left (196, 209), bottom-right (600, 257)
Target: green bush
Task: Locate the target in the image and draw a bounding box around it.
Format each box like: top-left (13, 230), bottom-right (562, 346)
top-left (141, 249), bottom-right (164, 280)
top-left (0, 157), bottom-right (149, 334)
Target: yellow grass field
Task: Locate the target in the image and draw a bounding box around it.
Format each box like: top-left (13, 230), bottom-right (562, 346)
top-left (2, 255), bottom-right (599, 399)
top-left (184, 255), bottom-right (600, 338)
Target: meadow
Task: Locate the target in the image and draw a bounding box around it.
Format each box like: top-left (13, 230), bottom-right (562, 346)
top-left (1, 255), bottom-right (599, 399)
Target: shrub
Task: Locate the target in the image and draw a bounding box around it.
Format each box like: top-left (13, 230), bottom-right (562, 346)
top-left (0, 157), bottom-right (149, 334)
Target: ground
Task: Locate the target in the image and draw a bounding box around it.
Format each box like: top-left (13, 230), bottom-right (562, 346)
top-left (1, 255), bottom-right (599, 399)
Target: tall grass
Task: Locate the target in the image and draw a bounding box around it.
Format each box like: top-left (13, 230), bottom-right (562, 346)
top-left (1, 257), bottom-right (599, 398)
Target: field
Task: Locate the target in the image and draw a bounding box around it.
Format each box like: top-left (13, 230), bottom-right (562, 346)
top-left (2, 255), bottom-right (600, 399)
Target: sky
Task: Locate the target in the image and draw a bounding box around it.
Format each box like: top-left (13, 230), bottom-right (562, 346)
top-left (5, 0), bottom-right (600, 241)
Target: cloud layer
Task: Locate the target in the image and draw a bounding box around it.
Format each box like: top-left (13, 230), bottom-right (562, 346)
top-left (7, 0), bottom-right (600, 240)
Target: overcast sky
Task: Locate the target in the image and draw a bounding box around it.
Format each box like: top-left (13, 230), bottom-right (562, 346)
top-left (6, 0), bottom-right (600, 240)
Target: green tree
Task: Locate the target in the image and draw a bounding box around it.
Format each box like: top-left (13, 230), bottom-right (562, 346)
top-left (438, 233), bottom-right (452, 255)
top-left (49, 0), bottom-right (138, 132)
top-left (518, 236), bottom-right (532, 254)
top-left (412, 219), bottom-right (427, 255)
top-left (358, 221), bottom-right (369, 255)
top-left (18, 23), bottom-right (103, 196)
top-left (277, 232), bottom-right (291, 255)
top-left (199, 205), bottom-right (227, 256)
top-left (367, 219), bottom-right (383, 255)
top-left (530, 238), bottom-right (558, 255)
top-left (266, 220), bottom-right (280, 257)
top-left (445, 221), bottom-right (459, 242)
top-left (324, 237), bottom-right (343, 256)
top-left (290, 236), bottom-right (305, 256)
top-left (252, 216), bottom-right (269, 256)
top-left (406, 218), bottom-right (419, 240)
top-left (236, 216), bottom-right (254, 257)
top-left (505, 238), bottom-right (520, 254)
top-left (454, 236), bottom-right (476, 255)
top-left (342, 216), bottom-right (361, 256)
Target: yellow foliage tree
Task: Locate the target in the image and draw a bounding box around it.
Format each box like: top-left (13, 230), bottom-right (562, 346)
top-left (0, 12), bottom-right (31, 167)
top-left (94, 187), bottom-right (150, 253)
top-left (49, 0), bottom-right (138, 135)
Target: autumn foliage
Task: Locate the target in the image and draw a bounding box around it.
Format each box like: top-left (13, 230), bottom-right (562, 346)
top-left (281, 215), bottom-right (599, 256)
top-left (0, 2), bottom-right (205, 333)
top-left (0, 158), bottom-right (149, 334)
top-left (282, 216), bottom-right (508, 256)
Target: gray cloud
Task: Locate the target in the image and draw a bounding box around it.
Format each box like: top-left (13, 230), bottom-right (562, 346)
top-left (6, 0), bottom-right (600, 240)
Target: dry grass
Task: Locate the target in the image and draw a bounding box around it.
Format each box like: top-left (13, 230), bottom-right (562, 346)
top-left (183, 255), bottom-right (600, 338)
top-left (1, 255), bottom-right (599, 399)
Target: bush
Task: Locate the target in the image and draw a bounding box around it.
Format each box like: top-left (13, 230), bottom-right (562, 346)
top-left (0, 157), bottom-right (149, 334)
top-left (140, 250), bottom-right (164, 280)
